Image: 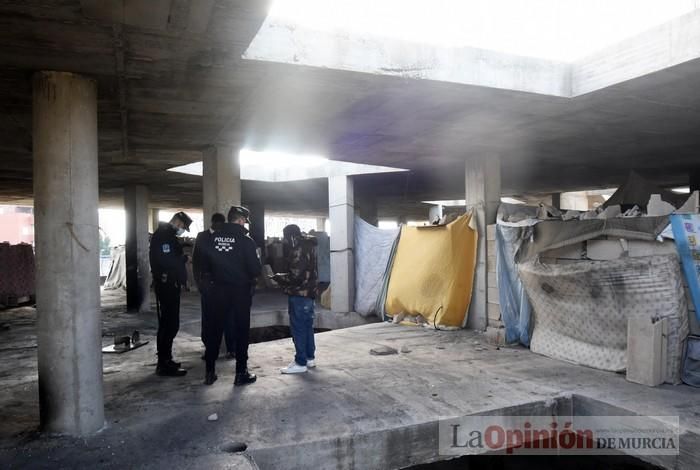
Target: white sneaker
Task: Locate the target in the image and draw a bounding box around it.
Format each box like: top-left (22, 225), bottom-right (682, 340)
top-left (306, 359), bottom-right (316, 368)
top-left (280, 362), bottom-right (308, 374)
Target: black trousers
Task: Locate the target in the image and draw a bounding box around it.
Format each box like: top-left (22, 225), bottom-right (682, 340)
top-left (204, 283), bottom-right (252, 374)
top-left (201, 282), bottom-right (235, 353)
top-left (155, 281), bottom-right (180, 364)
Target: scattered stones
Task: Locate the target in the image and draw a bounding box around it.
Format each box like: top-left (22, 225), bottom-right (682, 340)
top-left (370, 345), bottom-right (398, 356)
top-left (207, 413), bottom-right (218, 422)
top-left (400, 345), bottom-right (412, 354)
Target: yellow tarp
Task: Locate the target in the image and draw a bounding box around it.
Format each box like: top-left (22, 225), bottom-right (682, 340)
top-left (385, 213), bottom-right (478, 327)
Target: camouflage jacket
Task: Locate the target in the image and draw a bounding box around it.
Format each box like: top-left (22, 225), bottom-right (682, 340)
top-left (276, 235), bottom-right (318, 298)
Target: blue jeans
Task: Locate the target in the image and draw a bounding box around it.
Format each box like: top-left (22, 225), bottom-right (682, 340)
top-left (288, 296), bottom-right (315, 366)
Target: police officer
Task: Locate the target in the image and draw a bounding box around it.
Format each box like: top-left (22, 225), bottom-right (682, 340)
top-left (194, 205), bottom-right (261, 386)
top-left (193, 213), bottom-right (235, 358)
top-left (149, 211), bottom-right (191, 377)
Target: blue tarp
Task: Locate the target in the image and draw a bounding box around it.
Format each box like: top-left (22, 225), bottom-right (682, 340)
top-left (496, 224), bottom-right (532, 346)
top-left (671, 214), bottom-right (700, 324)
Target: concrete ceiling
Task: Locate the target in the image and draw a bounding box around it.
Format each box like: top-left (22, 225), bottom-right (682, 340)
top-left (1, 0), bottom-right (700, 214)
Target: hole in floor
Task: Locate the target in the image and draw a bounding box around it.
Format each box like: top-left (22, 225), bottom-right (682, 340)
top-left (249, 325), bottom-right (330, 344)
top-left (405, 452), bottom-right (663, 469)
top-left (222, 441), bottom-right (248, 453)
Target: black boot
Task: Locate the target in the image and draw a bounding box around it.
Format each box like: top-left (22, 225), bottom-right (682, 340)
top-left (234, 370), bottom-right (257, 386)
top-left (166, 359), bottom-right (181, 369)
top-left (156, 362), bottom-right (187, 377)
top-left (204, 370), bottom-right (218, 386)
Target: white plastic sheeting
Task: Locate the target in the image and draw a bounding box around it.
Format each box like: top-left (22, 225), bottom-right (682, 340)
top-left (519, 254), bottom-right (689, 384)
top-left (496, 224), bottom-right (533, 346)
top-left (103, 245), bottom-right (126, 290)
top-left (354, 216), bottom-right (399, 317)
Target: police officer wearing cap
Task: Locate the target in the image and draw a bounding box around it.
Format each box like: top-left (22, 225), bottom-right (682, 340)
top-left (194, 205), bottom-right (261, 386)
top-left (149, 211), bottom-right (192, 377)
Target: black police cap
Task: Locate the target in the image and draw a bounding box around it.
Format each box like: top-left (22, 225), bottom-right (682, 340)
top-left (227, 205), bottom-right (250, 223)
top-left (173, 211), bottom-right (193, 231)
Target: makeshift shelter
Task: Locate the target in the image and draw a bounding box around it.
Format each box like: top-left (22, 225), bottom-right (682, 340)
top-left (384, 213), bottom-right (477, 327)
top-left (519, 255), bottom-right (688, 384)
top-left (603, 170), bottom-right (687, 209)
top-left (354, 217), bottom-right (399, 317)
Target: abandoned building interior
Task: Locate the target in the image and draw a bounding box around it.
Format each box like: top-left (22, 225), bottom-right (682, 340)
top-left (2, 1), bottom-right (700, 469)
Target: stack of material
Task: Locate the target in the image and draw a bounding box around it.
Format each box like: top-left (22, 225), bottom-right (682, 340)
top-left (519, 255), bottom-right (688, 384)
top-left (0, 242), bottom-right (35, 305)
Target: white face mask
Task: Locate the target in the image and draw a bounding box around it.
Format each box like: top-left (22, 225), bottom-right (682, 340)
top-left (175, 227), bottom-right (185, 237)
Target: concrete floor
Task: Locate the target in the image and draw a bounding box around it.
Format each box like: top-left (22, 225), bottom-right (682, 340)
top-left (0, 290), bottom-right (699, 469)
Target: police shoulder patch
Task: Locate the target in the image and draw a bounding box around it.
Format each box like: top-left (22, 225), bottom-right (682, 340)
top-left (162, 244), bottom-right (171, 253)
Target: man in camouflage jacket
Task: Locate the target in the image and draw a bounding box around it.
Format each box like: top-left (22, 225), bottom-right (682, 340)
top-left (273, 224), bottom-right (318, 374)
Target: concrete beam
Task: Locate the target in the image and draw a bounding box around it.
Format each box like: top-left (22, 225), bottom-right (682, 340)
top-left (465, 155), bottom-right (501, 331)
top-left (329, 176), bottom-right (355, 313)
top-left (247, 8), bottom-right (700, 98)
top-left (202, 145), bottom-right (241, 223)
top-left (33, 71), bottom-right (104, 435)
top-left (125, 184), bottom-right (151, 313)
top-left (572, 9), bottom-right (700, 96)
top-left (245, 18), bottom-right (571, 97)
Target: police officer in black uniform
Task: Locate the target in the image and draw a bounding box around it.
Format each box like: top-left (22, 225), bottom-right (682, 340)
top-left (193, 205), bottom-right (261, 386)
top-left (149, 211), bottom-right (192, 377)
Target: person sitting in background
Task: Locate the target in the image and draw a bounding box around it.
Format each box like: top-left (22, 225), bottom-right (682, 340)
top-left (272, 224), bottom-right (319, 374)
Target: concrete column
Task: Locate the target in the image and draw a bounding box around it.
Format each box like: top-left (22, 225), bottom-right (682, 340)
top-left (329, 176), bottom-right (355, 313)
top-left (33, 71), bottom-right (104, 435)
top-left (203, 145), bottom-right (241, 223)
top-left (149, 208), bottom-right (160, 233)
top-left (125, 184), bottom-right (151, 313)
top-left (247, 201), bottom-right (265, 249)
top-left (465, 155), bottom-right (501, 331)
